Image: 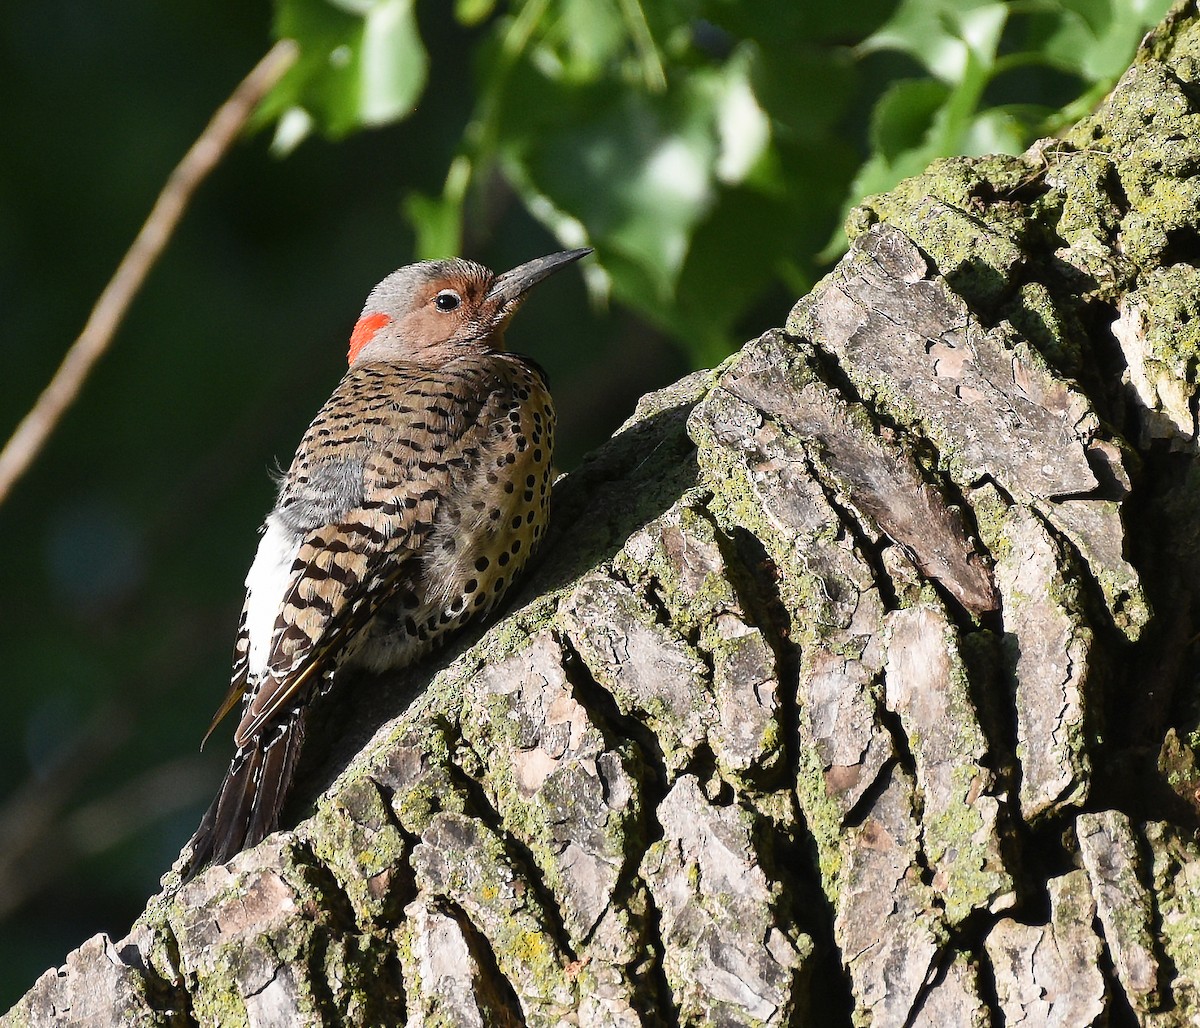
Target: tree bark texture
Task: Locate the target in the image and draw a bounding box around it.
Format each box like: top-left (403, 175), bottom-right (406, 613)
top-left (11, 5), bottom-right (1200, 1026)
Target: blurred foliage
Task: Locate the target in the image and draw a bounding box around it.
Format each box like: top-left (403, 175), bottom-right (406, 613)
top-left (270, 0), bottom-right (1171, 364)
top-left (0, 0), bottom-right (1170, 1012)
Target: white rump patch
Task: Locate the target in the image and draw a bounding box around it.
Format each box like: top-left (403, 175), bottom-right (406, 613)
top-left (244, 515), bottom-right (304, 677)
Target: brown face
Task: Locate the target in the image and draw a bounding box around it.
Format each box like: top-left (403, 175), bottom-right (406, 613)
top-left (348, 260), bottom-right (501, 365)
top-left (394, 271), bottom-right (507, 353)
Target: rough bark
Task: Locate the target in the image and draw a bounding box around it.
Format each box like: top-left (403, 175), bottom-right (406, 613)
top-left (11, 4), bottom-right (1200, 1025)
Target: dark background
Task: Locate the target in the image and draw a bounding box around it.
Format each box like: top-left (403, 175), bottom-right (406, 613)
top-left (0, 0), bottom-right (1165, 1005)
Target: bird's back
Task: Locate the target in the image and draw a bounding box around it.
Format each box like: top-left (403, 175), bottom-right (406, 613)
top-left (330, 352), bottom-right (557, 673)
top-left (188, 352), bottom-right (555, 871)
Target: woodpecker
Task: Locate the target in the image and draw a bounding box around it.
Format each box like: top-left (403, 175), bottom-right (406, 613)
top-left (186, 248), bottom-right (590, 876)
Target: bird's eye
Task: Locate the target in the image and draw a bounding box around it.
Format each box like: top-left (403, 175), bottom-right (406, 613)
top-left (434, 290), bottom-right (461, 312)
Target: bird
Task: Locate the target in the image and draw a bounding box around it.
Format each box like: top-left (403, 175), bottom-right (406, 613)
top-left (185, 247), bottom-right (591, 877)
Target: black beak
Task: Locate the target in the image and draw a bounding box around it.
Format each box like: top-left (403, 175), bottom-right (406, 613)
top-left (487, 248), bottom-right (592, 307)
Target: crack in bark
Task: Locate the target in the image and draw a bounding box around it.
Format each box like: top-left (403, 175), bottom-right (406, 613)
top-left (441, 897), bottom-right (531, 1027)
top-left (449, 765), bottom-right (580, 964)
top-left (552, 634), bottom-right (683, 1020)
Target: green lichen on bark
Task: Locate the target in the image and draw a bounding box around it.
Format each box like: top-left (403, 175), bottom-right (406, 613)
top-left (1149, 822), bottom-right (1200, 1021)
top-left (842, 11), bottom-right (1200, 436)
top-left (884, 597), bottom-right (1013, 925)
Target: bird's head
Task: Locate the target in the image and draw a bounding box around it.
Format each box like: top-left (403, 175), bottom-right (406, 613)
top-left (346, 248), bottom-right (591, 366)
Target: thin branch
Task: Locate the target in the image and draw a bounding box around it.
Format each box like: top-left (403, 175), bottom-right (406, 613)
top-left (0, 39), bottom-right (299, 508)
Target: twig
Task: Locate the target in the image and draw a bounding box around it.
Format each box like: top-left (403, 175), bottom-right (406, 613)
top-left (0, 39), bottom-right (299, 508)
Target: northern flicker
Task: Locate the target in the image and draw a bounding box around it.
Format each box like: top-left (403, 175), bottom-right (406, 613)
top-left (186, 248), bottom-right (590, 876)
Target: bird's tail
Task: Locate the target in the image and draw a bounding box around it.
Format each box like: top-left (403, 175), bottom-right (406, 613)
top-left (184, 705), bottom-right (306, 880)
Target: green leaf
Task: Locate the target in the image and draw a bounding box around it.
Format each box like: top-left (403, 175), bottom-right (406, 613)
top-left (357, 0), bottom-right (428, 125)
top-left (501, 71), bottom-right (719, 301)
top-left (1071, 0), bottom-right (1174, 81)
top-left (961, 107), bottom-right (1028, 156)
top-left (870, 78), bottom-right (951, 161)
top-left (527, 0), bottom-right (657, 85)
top-left (264, 0), bottom-right (429, 138)
top-left (455, 0), bottom-right (496, 27)
top-left (862, 0), bottom-right (1008, 85)
top-left (405, 191), bottom-right (464, 260)
top-left (712, 46), bottom-right (770, 186)
top-left (1025, 5), bottom-right (1103, 78)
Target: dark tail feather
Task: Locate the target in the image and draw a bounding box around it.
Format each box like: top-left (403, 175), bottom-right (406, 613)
top-left (184, 706), bottom-right (307, 881)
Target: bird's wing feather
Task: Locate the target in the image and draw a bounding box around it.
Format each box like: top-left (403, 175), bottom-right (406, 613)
top-left (228, 360), bottom-right (501, 749)
top-left (202, 602), bottom-right (251, 747)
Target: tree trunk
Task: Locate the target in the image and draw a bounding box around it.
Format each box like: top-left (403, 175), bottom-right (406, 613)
top-left (11, 7), bottom-right (1200, 1026)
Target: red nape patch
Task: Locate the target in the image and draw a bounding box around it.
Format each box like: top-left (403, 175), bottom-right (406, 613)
top-left (348, 312), bottom-right (391, 363)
